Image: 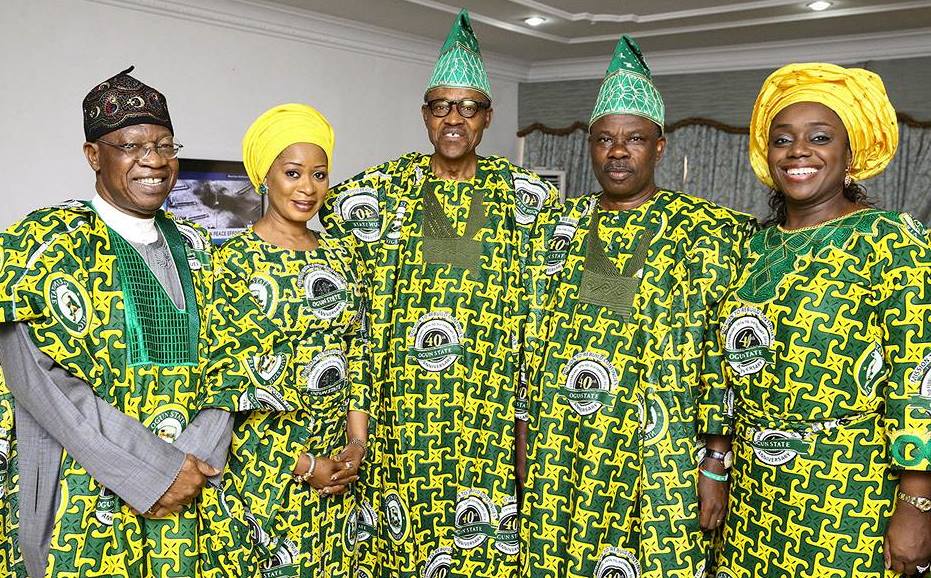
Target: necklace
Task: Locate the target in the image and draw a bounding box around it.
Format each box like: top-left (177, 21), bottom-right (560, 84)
top-left (778, 207), bottom-right (870, 233)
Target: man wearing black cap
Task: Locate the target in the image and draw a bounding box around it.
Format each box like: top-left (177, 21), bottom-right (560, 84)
top-left (0, 67), bottom-right (282, 577)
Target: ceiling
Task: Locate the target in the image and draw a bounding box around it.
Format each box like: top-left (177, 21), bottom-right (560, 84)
top-left (261, 0), bottom-right (931, 61)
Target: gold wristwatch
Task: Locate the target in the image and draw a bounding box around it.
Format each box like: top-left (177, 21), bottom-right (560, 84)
top-left (898, 491), bottom-right (931, 513)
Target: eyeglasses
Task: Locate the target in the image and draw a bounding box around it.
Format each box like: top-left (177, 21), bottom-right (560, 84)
top-left (96, 139), bottom-right (184, 160)
top-left (424, 98), bottom-right (491, 119)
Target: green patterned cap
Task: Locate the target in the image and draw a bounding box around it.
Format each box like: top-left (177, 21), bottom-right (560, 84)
top-left (589, 35), bottom-right (664, 130)
top-left (425, 9), bottom-right (492, 100)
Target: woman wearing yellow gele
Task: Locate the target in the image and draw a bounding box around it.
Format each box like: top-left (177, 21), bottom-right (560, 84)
top-left (710, 64), bottom-right (931, 577)
top-left (213, 103), bottom-right (372, 578)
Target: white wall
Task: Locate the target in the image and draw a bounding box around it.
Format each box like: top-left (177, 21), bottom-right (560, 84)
top-left (0, 0), bottom-right (523, 228)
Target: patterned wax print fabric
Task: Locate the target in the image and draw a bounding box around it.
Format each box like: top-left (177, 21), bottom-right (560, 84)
top-left (208, 229), bottom-right (371, 578)
top-left (523, 190), bottom-right (754, 578)
top-left (0, 201), bottom-right (285, 578)
top-left (0, 370), bottom-right (17, 575)
top-left (320, 153), bottom-right (558, 578)
top-left (711, 209), bottom-right (931, 578)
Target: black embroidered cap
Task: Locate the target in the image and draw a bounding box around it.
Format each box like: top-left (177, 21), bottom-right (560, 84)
top-left (82, 66), bottom-right (173, 141)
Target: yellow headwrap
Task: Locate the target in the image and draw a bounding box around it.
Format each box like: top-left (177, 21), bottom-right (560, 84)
top-left (242, 103), bottom-right (335, 191)
top-left (749, 63), bottom-right (898, 189)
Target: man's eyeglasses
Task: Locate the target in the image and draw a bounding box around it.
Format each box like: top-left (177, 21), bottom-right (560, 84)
top-left (424, 98), bottom-right (490, 119)
top-left (96, 139), bottom-right (184, 160)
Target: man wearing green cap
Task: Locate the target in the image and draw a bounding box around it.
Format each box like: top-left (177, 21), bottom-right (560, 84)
top-left (321, 9), bottom-right (557, 578)
top-left (520, 36), bottom-right (756, 578)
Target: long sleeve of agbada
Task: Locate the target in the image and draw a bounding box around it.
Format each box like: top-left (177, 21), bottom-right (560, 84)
top-left (0, 322), bottom-right (187, 513)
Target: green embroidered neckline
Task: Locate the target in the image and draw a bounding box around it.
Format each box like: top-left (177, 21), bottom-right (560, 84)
top-left (421, 171), bottom-right (488, 272)
top-left (92, 206), bottom-right (200, 366)
top-left (579, 204), bottom-right (655, 319)
top-left (738, 210), bottom-right (875, 303)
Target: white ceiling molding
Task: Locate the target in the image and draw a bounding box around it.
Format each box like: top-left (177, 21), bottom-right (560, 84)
top-left (398, 0), bottom-right (566, 41)
top-left (527, 28), bottom-right (931, 81)
top-left (400, 0), bottom-right (931, 44)
top-left (78, 0), bottom-right (931, 83)
top-left (83, 0), bottom-right (530, 82)
top-left (507, 0), bottom-right (804, 24)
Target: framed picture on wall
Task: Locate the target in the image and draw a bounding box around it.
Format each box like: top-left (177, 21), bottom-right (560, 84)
top-left (167, 158), bottom-right (264, 244)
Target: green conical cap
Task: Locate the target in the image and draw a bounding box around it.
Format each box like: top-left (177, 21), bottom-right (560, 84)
top-left (589, 35), bottom-right (664, 129)
top-left (425, 9), bottom-right (492, 100)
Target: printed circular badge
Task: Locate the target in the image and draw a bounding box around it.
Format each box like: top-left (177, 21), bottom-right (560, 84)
top-left (238, 386), bottom-right (292, 411)
top-left (545, 217), bottom-right (578, 276)
top-left (245, 511), bottom-right (271, 547)
top-left (53, 199), bottom-right (88, 210)
top-left (909, 352), bottom-right (931, 399)
top-left (345, 497), bottom-right (377, 549)
top-left (421, 547), bottom-right (452, 578)
top-left (723, 307), bottom-right (774, 376)
top-left (751, 429), bottom-right (804, 466)
top-left (385, 201), bottom-right (408, 245)
top-left (247, 353), bottom-right (288, 386)
top-left (513, 175), bottom-right (548, 225)
top-left (638, 389), bottom-right (668, 445)
top-left (302, 349), bottom-right (348, 397)
top-left (383, 490), bottom-right (411, 545)
top-left (409, 312), bottom-right (465, 372)
top-left (266, 538), bottom-right (298, 570)
top-left (454, 489), bottom-right (498, 550)
top-left (175, 222), bottom-right (209, 271)
top-left (147, 405), bottom-right (188, 444)
top-left (299, 264), bottom-right (349, 320)
top-left (45, 273), bottom-right (92, 336)
top-left (338, 187), bottom-right (381, 243)
top-left (494, 497), bottom-right (519, 556)
top-left (854, 341), bottom-right (884, 396)
top-left (95, 487), bottom-right (119, 526)
top-left (594, 547), bottom-right (641, 578)
top-left (901, 213), bottom-right (929, 246)
top-left (560, 352), bottom-right (618, 416)
top-left (248, 274), bottom-right (279, 317)
top-left (0, 439), bottom-right (7, 500)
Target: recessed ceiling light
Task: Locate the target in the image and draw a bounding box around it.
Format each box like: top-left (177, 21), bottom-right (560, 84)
top-left (523, 16), bottom-right (546, 26)
top-left (807, 1), bottom-right (832, 10)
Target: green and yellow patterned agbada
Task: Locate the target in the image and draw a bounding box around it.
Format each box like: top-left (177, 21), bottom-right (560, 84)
top-left (207, 229), bottom-right (371, 578)
top-left (712, 210), bottom-right (931, 578)
top-left (321, 153), bottom-right (557, 578)
top-left (523, 190), bottom-right (754, 578)
top-left (0, 201), bottom-right (283, 578)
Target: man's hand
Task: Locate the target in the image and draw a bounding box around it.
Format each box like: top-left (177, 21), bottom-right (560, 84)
top-left (143, 454), bottom-right (218, 518)
top-left (515, 418), bottom-right (528, 503)
top-left (698, 458), bottom-right (729, 532)
top-left (884, 500), bottom-right (931, 575)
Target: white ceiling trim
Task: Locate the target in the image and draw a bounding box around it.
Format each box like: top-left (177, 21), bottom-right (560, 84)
top-left (399, 0), bottom-right (931, 44)
top-left (82, 0), bottom-right (530, 82)
top-left (527, 28), bottom-right (931, 81)
top-left (398, 0), bottom-right (566, 41)
top-left (508, 0), bottom-right (804, 24)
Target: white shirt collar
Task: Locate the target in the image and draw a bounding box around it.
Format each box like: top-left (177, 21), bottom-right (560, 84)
top-left (91, 194), bottom-right (159, 245)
